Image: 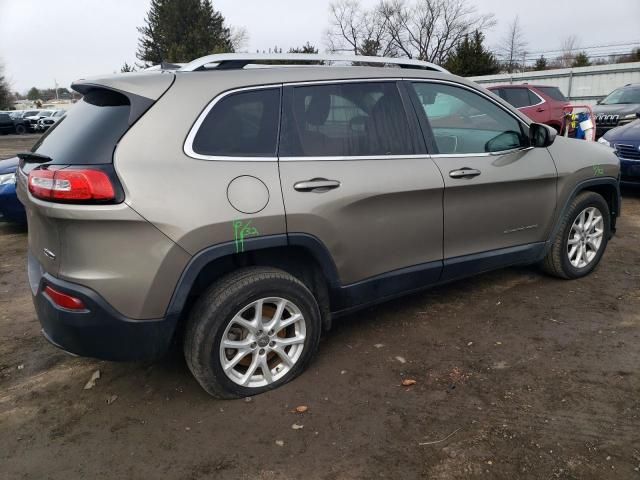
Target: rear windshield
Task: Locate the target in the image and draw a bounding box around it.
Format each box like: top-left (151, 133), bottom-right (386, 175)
top-left (31, 89), bottom-right (131, 164)
top-left (538, 87), bottom-right (568, 102)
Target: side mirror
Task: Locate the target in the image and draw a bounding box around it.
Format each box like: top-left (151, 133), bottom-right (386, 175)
top-left (596, 100), bottom-right (602, 105)
top-left (636, 112), bottom-right (640, 119)
top-left (529, 123), bottom-right (557, 148)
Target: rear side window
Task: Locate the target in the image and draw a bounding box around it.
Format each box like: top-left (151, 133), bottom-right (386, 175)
top-left (280, 82), bottom-right (414, 157)
top-left (538, 87), bottom-right (567, 102)
top-left (192, 88), bottom-right (281, 157)
top-left (502, 88), bottom-right (535, 108)
top-left (31, 89), bottom-right (131, 165)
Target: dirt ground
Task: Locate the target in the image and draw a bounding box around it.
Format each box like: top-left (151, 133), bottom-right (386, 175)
top-left (0, 133), bottom-right (41, 160)
top-left (1, 133), bottom-right (639, 479)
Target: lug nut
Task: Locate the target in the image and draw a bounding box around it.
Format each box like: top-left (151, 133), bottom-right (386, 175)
top-left (268, 330), bottom-right (274, 336)
top-left (259, 348), bottom-right (265, 355)
top-left (250, 342), bottom-right (257, 349)
top-left (269, 341), bottom-right (276, 347)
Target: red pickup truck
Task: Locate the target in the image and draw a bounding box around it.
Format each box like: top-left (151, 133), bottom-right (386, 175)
top-left (488, 84), bottom-right (571, 132)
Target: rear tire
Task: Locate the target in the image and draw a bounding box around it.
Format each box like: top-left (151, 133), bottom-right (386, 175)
top-left (184, 267), bottom-right (322, 398)
top-left (542, 191), bottom-right (610, 279)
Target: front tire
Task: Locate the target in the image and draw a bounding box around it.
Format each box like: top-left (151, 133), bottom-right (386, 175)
top-left (15, 125), bottom-right (27, 135)
top-left (542, 191), bottom-right (610, 279)
top-left (184, 267), bottom-right (322, 398)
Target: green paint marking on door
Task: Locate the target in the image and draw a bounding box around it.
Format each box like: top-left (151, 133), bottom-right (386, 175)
top-left (593, 165), bottom-right (604, 176)
top-left (233, 220), bottom-right (260, 253)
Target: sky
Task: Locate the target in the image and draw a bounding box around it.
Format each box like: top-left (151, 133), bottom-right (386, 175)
top-left (0, 0), bottom-right (639, 93)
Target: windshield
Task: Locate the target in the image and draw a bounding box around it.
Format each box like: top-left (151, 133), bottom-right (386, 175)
top-left (601, 87), bottom-right (640, 105)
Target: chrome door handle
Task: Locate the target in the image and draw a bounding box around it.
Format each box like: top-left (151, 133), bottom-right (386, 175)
top-left (294, 178), bottom-right (341, 192)
top-left (449, 168), bottom-right (481, 179)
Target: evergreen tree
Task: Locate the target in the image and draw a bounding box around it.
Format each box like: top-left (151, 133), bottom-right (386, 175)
top-left (534, 55), bottom-right (548, 71)
top-left (444, 31), bottom-right (500, 76)
top-left (0, 66), bottom-right (11, 110)
top-left (136, 0), bottom-right (233, 66)
top-left (572, 51), bottom-right (591, 67)
top-left (27, 87), bottom-right (41, 101)
top-left (121, 62), bottom-right (136, 72)
top-left (288, 42), bottom-right (319, 54)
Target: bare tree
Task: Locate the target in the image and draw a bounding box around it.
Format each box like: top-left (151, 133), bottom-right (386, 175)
top-left (379, 0), bottom-right (495, 63)
top-left (230, 26), bottom-right (249, 52)
top-left (499, 16), bottom-right (527, 73)
top-left (326, 0), bottom-right (395, 56)
top-left (558, 35), bottom-right (579, 68)
top-left (326, 0), bottom-right (494, 63)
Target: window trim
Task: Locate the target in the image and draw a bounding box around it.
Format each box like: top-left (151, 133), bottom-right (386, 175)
top-left (183, 84), bottom-right (283, 161)
top-left (525, 89), bottom-right (545, 108)
top-left (409, 79), bottom-right (532, 158)
top-left (184, 78), bottom-right (427, 162)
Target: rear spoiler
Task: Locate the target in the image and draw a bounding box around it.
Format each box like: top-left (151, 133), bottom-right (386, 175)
top-left (71, 71), bottom-right (175, 124)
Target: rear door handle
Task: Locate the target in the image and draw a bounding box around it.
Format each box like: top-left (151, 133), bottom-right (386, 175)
top-left (449, 168), bottom-right (481, 179)
top-left (294, 178), bottom-right (341, 192)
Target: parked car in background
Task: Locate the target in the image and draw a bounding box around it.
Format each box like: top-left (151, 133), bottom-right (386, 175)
top-left (593, 84), bottom-right (640, 138)
top-left (0, 157), bottom-right (25, 223)
top-left (35, 110), bottom-right (65, 132)
top-left (10, 110), bottom-right (40, 120)
top-left (24, 110), bottom-right (55, 132)
top-left (598, 112), bottom-right (640, 185)
top-left (488, 84), bottom-right (571, 132)
top-left (0, 112), bottom-right (28, 135)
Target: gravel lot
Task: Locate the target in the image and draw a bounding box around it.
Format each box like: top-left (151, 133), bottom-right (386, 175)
top-left (1, 133), bottom-right (639, 479)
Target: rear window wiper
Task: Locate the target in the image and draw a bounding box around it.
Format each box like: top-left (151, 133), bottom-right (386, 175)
top-left (17, 152), bottom-right (52, 164)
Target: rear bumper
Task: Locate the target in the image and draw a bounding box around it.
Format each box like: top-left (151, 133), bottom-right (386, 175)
top-left (29, 253), bottom-right (177, 361)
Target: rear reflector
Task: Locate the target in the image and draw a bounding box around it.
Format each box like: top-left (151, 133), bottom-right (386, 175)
top-left (44, 285), bottom-right (87, 311)
top-left (29, 168), bottom-right (115, 202)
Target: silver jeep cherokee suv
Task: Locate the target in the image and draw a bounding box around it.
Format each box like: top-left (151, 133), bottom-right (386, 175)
top-left (17, 54), bottom-right (620, 398)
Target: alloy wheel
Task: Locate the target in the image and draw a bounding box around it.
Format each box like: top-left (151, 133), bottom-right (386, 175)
top-left (567, 206), bottom-right (604, 269)
top-left (219, 297), bottom-right (306, 388)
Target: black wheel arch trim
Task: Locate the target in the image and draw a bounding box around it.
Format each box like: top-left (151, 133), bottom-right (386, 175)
top-left (164, 233), bottom-right (342, 321)
top-left (544, 176), bottom-right (620, 257)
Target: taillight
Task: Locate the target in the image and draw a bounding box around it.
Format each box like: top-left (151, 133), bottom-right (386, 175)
top-left (28, 168), bottom-right (115, 202)
top-left (44, 285), bottom-right (86, 311)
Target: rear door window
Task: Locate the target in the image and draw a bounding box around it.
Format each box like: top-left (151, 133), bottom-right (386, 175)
top-left (538, 87), bottom-right (568, 102)
top-left (503, 88), bottom-right (535, 108)
top-left (191, 88), bottom-right (281, 157)
top-left (280, 82), bottom-right (415, 157)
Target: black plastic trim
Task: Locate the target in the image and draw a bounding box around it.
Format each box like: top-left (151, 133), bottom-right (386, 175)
top-left (29, 253), bottom-right (174, 361)
top-left (441, 243), bottom-right (546, 282)
top-left (334, 260), bottom-right (442, 310)
top-left (164, 235), bottom-right (289, 321)
top-left (544, 177), bottom-right (620, 253)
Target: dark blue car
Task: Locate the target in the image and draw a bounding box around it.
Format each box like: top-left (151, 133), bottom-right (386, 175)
top-left (599, 114), bottom-right (640, 186)
top-left (0, 157), bottom-right (26, 223)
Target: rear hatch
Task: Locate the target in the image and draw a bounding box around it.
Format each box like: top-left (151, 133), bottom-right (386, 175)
top-left (17, 71), bottom-right (175, 279)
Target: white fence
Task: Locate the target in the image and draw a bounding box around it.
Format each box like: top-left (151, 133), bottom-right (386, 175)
top-left (469, 62), bottom-right (640, 105)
